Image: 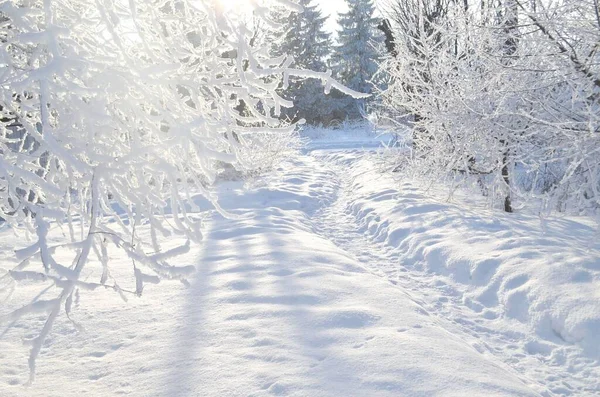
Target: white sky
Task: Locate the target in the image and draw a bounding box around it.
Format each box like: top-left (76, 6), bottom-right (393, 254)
top-left (314, 0), bottom-right (382, 34)
top-left (314, 0), bottom-right (348, 33)
top-left (216, 0), bottom-right (378, 35)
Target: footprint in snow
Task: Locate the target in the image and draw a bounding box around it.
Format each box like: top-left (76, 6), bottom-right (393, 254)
top-left (524, 340), bottom-right (554, 357)
top-left (226, 280), bottom-right (252, 291)
top-left (318, 310), bottom-right (380, 329)
top-left (87, 351), bottom-right (107, 358)
top-left (353, 335), bottom-right (376, 348)
top-left (268, 268), bottom-right (295, 277)
top-left (88, 373), bottom-right (109, 381)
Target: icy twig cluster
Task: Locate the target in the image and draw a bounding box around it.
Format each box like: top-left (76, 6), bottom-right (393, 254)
top-left (380, 0), bottom-right (600, 214)
top-left (0, 0), bottom-right (365, 382)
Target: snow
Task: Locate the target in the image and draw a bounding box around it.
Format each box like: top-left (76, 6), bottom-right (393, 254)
top-left (1, 128), bottom-right (599, 396)
top-left (312, 146), bottom-right (600, 395)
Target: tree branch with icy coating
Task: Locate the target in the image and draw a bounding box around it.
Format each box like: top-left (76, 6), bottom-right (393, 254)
top-left (0, 0), bottom-right (366, 382)
top-left (380, 0), bottom-right (600, 214)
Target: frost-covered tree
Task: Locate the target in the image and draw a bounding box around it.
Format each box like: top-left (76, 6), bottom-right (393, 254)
top-left (380, 0), bottom-right (600, 214)
top-left (0, 0), bottom-right (365, 382)
top-left (332, 0), bottom-right (383, 119)
top-left (378, 0), bottom-right (452, 148)
top-left (272, 0), bottom-right (334, 124)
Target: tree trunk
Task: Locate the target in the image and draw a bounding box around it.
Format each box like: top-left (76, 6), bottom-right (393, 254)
top-left (501, 150), bottom-right (512, 212)
top-left (499, 0), bottom-right (518, 213)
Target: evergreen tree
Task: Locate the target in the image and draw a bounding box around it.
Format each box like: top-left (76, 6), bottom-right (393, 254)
top-left (273, 0), bottom-right (334, 124)
top-left (332, 0), bottom-right (383, 119)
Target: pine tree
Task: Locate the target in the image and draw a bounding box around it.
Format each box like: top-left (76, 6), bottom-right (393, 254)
top-left (332, 0), bottom-right (383, 119)
top-left (273, 0), bottom-right (334, 124)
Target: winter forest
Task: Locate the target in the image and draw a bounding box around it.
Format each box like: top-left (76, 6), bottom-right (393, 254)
top-left (1, 0), bottom-right (600, 395)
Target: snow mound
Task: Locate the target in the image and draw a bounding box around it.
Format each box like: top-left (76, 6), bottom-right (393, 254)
top-left (317, 149), bottom-right (600, 391)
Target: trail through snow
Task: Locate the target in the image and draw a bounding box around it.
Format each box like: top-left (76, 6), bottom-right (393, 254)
top-left (310, 145), bottom-right (600, 396)
top-left (0, 131), bottom-right (599, 396)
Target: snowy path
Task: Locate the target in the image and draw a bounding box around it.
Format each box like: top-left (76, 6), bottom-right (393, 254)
top-left (1, 135), bottom-right (599, 396)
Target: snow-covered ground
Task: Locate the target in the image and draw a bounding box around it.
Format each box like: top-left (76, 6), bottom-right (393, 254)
top-left (1, 128), bottom-right (599, 396)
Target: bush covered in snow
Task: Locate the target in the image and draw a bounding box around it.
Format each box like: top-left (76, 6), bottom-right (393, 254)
top-left (380, 0), bottom-right (600, 215)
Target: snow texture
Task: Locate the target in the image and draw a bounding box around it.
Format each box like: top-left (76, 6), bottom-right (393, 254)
top-left (0, 129), bottom-right (599, 396)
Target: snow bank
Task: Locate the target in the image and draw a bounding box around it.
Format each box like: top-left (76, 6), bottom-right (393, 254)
top-left (320, 149), bottom-right (600, 371)
top-left (301, 121), bottom-right (376, 139)
top-left (300, 124), bottom-right (395, 154)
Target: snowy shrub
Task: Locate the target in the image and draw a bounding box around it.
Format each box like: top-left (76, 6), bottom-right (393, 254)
top-left (225, 126), bottom-right (304, 179)
top-left (0, 0), bottom-right (365, 382)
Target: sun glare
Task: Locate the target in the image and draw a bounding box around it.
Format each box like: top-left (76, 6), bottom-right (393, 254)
top-left (215, 0), bottom-right (254, 12)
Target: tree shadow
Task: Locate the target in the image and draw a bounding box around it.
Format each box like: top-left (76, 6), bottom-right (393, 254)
top-left (160, 206), bottom-right (389, 395)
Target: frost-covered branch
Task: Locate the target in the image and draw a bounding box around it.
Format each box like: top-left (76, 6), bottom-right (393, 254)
top-left (0, 0), bottom-right (362, 381)
top-left (379, 0), bottom-right (600, 214)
